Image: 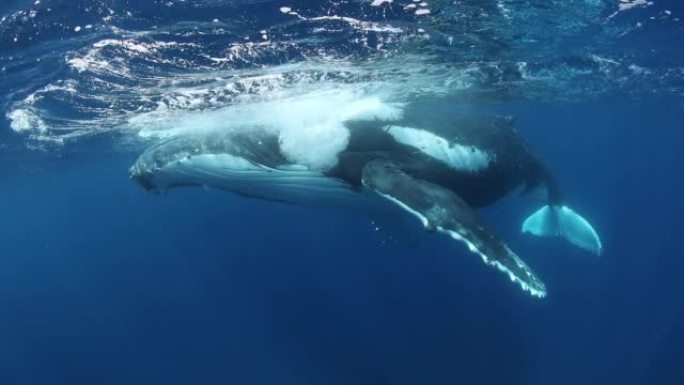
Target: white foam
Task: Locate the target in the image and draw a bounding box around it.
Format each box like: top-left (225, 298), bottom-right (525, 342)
top-left (618, 0), bottom-right (651, 11)
top-left (278, 122), bottom-right (349, 170)
top-left (14, 25), bottom-right (457, 143)
top-left (67, 57), bottom-right (107, 73)
top-left (93, 39), bottom-right (152, 53)
top-left (266, 91), bottom-right (403, 169)
top-left (132, 87), bottom-right (404, 170)
top-left (7, 109), bottom-right (47, 133)
top-left (607, 0), bottom-right (653, 19)
top-left (308, 16), bottom-right (402, 33)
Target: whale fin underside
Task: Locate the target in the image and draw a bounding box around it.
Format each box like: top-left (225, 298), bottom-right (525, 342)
top-left (522, 205), bottom-right (603, 255)
top-left (361, 159), bottom-right (547, 298)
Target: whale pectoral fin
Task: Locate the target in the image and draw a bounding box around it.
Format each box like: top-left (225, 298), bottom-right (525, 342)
top-left (362, 160), bottom-right (547, 298)
top-left (522, 205), bottom-right (603, 255)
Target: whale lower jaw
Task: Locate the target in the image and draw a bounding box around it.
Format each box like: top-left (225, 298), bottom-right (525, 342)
top-left (133, 153), bottom-right (359, 205)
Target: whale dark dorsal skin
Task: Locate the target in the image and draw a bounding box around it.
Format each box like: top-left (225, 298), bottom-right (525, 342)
top-left (332, 115), bottom-right (562, 208)
top-left (130, 114), bottom-right (601, 298)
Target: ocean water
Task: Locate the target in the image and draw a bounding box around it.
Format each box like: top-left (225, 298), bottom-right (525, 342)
top-left (1, 1), bottom-right (683, 384)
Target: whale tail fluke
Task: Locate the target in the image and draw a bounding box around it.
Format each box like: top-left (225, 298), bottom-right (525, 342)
top-left (522, 205), bottom-right (603, 255)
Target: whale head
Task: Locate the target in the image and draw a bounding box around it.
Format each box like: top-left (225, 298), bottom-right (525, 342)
top-left (128, 130), bottom-right (349, 204)
top-left (129, 136), bottom-right (211, 193)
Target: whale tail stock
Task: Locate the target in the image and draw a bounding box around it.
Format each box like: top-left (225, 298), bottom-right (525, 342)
top-left (522, 205), bottom-right (603, 255)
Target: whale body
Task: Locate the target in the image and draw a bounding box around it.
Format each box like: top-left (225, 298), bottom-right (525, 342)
top-left (130, 111), bottom-right (602, 298)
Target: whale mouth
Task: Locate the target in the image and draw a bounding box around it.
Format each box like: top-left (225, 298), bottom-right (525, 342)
top-left (129, 162), bottom-right (160, 193)
top-left (128, 135), bottom-right (203, 193)
top-left (128, 131), bottom-right (238, 193)
top-left (128, 143), bottom-right (174, 193)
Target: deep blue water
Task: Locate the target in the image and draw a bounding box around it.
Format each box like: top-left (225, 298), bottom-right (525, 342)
top-left (2, 1), bottom-right (684, 384)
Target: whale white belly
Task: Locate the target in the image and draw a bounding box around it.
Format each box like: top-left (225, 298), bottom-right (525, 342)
top-left (151, 153), bottom-right (360, 205)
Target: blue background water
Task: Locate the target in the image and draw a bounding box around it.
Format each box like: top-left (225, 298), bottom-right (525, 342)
top-left (2, 97), bottom-right (682, 385)
top-left (2, 0), bottom-right (684, 384)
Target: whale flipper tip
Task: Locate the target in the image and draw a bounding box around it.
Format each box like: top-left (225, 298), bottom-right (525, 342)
top-left (363, 159), bottom-right (547, 298)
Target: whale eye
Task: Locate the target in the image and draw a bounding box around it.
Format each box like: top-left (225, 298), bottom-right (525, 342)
top-left (153, 156), bottom-right (165, 168)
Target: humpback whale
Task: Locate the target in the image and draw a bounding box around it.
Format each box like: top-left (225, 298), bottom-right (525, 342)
top-left (129, 108), bottom-right (602, 298)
